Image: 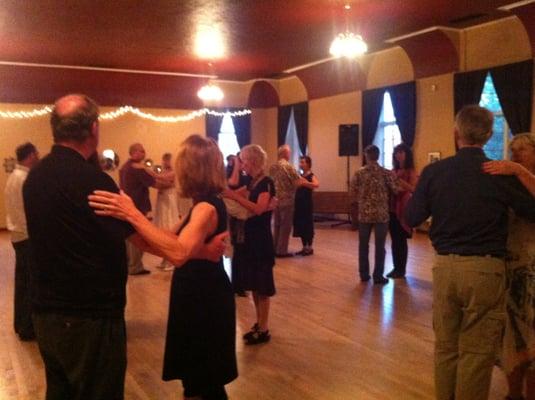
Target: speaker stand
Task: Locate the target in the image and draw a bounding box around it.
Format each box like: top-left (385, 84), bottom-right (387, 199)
top-left (331, 155), bottom-right (352, 227)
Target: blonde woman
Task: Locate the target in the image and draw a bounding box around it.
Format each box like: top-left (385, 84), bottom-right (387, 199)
top-left (484, 133), bottom-right (535, 400)
top-left (223, 144), bottom-right (276, 345)
top-left (89, 134), bottom-right (237, 399)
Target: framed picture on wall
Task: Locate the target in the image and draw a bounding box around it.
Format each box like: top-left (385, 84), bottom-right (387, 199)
top-left (428, 152), bottom-right (441, 164)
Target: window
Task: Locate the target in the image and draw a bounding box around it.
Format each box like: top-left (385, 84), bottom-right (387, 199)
top-left (217, 113), bottom-right (241, 164)
top-left (373, 91), bottom-right (402, 169)
top-left (285, 108), bottom-right (303, 170)
top-left (479, 73), bottom-right (511, 160)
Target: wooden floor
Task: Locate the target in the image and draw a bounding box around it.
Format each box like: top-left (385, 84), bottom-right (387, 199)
top-left (0, 225), bottom-right (508, 399)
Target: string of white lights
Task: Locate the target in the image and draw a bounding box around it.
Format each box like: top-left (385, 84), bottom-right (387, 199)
top-left (0, 105), bottom-right (252, 122)
top-left (0, 106), bottom-right (53, 119)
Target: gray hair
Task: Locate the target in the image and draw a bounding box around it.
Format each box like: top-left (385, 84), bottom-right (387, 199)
top-left (510, 132), bottom-right (535, 149)
top-left (454, 105), bottom-right (494, 146)
top-left (241, 144), bottom-right (267, 174)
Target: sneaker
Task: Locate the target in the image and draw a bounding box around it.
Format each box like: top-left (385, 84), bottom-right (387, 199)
top-left (245, 330), bottom-right (271, 345)
top-left (242, 323), bottom-right (259, 340)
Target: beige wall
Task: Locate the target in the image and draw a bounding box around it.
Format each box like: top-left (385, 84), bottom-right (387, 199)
top-left (309, 92), bottom-right (362, 191)
top-left (0, 105), bottom-right (205, 229)
top-left (251, 107), bottom-right (278, 167)
top-left (464, 17), bottom-right (532, 71)
top-left (413, 74), bottom-right (456, 172)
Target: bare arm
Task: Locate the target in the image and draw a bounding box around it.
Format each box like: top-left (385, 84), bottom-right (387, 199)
top-left (299, 175), bottom-right (319, 190)
top-left (483, 160), bottom-right (535, 197)
top-left (89, 191), bottom-right (225, 266)
top-left (223, 188), bottom-right (271, 216)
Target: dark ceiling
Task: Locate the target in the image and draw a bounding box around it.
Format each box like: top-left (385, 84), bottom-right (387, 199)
top-left (0, 0), bottom-right (524, 81)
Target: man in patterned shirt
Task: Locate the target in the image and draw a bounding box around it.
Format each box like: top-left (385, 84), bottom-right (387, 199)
top-left (269, 144), bottom-right (301, 257)
top-left (350, 145), bottom-right (399, 284)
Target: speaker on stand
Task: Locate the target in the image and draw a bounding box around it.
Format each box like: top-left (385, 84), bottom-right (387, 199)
top-left (336, 124), bottom-right (359, 227)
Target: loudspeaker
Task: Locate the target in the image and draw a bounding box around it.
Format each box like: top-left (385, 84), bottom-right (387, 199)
top-left (338, 124), bottom-right (359, 156)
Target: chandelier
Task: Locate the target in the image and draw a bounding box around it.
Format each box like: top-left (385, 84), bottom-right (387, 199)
top-left (330, 32), bottom-right (368, 58)
top-left (329, 3), bottom-right (367, 59)
top-left (197, 83), bottom-right (224, 101)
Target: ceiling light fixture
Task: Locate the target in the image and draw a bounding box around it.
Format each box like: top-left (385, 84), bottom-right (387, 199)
top-left (197, 83), bottom-right (224, 102)
top-left (329, 3), bottom-right (368, 58)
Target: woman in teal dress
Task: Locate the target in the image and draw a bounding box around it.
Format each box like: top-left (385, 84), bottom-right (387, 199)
top-left (484, 133), bottom-right (535, 400)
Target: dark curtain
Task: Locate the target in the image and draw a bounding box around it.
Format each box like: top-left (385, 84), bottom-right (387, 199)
top-left (453, 69), bottom-right (487, 115)
top-left (205, 108), bottom-right (251, 148)
top-left (205, 111), bottom-right (223, 142)
top-left (490, 60), bottom-right (533, 135)
top-left (277, 104), bottom-right (293, 147)
top-left (293, 102), bottom-right (309, 155)
top-left (228, 108), bottom-right (251, 147)
top-left (389, 81), bottom-right (417, 147)
top-left (361, 87), bottom-right (386, 151)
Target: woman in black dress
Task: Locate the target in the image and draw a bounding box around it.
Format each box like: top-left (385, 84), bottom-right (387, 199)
top-left (223, 144), bottom-right (276, 345)
top-left (293, 156), bottom-right (319, 256)
top-left (89, 134), bottom-right (236, 399)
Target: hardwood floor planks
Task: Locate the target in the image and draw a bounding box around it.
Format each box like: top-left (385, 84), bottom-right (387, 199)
top-left (0, 226), bottom-right (508, 399)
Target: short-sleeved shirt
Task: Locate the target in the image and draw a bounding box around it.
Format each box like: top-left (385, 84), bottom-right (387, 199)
top-left (269, 159), bottom-right (299, 207)
top-left (23, 145), bottom-right (135, 318)
top-left (350, 163), bottom-right (399, 223)
top-left (119, 159), bottom-right (155, 214)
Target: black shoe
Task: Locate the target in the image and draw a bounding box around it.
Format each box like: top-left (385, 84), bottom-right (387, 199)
top-left (245, 330), bottom-right (271, 345)
top-left (242, 323), bottom-right (259, 340)
top-left (295, 249), bottom-right (307, 256)
top-left (276, 253), bottom-right (294, 258)
top-left (373, 277), bottom-right (389, 285)
top-left (360, 276), bottom-right (371, 282)
top-left (303, 248), bottom-right (314, 256)
top-left (386, 270), bottom-right (405, 279)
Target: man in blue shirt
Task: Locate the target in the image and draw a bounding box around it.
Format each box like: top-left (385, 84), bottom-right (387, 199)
top-left (405, 105), bottom-right (535, 400)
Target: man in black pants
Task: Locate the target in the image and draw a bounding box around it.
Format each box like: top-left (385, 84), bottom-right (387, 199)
top-left (23, 94), bottom-right (137, 400)
top-left (4, 142), bottom-right (39, 340)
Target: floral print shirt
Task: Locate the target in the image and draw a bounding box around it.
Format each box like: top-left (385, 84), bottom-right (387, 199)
top-left (269, 159), bottom-right (300, 207)
top-left (349, 163), bottom-right (399, 223)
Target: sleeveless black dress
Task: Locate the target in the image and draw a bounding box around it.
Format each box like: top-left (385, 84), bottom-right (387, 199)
top-left (293, 172), bottom-right (315, 240)
top-left (232, 176), bottom-right (276, 296)
top-left (162, 195), bottom-right (237, 387)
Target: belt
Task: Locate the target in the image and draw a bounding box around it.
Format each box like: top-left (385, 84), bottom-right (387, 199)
top-left (437, 253), bottom-right (504, 259)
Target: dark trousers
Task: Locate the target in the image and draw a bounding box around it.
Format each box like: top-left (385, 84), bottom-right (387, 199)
top-left (12, 239), bottom-right (34, 338)
top-left (183, 379), bottom-right (228, 399)
top-left (32, 313), bottom-right (126, 400)
top-left (388, 212), bottom-right (409, 275)
top-left (358, 222), bottom-right (388, 280)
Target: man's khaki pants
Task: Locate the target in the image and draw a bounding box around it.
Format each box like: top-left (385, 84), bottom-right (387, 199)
top-left (433, 254), bottom-right (505, 400)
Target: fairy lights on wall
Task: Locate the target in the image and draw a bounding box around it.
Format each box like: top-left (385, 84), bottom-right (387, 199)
top-left (0, 105), bottom-right (251, 122)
